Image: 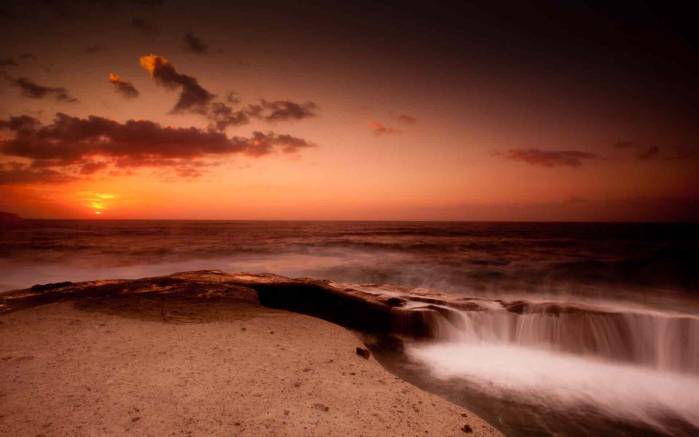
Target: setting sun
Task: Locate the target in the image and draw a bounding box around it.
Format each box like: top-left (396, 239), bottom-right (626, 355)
top-left (80, 192), bottom-right (116, 215)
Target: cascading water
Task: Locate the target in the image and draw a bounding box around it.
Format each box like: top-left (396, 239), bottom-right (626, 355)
top-left (434, 303), bottom-right (699, 374)
top-left (398, 300), bottom-right (699, 435)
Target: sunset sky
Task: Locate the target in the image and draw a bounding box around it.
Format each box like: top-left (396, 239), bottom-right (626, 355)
top-left (0, 0), bottom-right (697, 221)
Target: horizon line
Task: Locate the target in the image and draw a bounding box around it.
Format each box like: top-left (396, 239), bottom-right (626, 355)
top-left (5, 217), bottom-right (698, 225)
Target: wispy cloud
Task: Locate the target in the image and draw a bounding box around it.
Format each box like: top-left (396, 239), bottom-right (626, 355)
top-left (501, 149), bottom-right (596, 167)
top-left (108, 73), bottom-right (139, 99)
top-left (255, 100), bottom-right (317, 122)
top-left (613, 141), bottom-right (672, 161)
top-left (369, 121), bottom-right (399, 136)
top-left (7, 77), bottom-right (77, 102)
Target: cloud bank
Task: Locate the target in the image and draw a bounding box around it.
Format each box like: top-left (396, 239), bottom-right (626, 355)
top-left (0, 113), bottom-right (315, 184)
top-left (7, 77), bottom-right (77, 102)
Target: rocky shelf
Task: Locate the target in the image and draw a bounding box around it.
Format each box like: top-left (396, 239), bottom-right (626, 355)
top-left (0, 270), bottom-right (472, 338)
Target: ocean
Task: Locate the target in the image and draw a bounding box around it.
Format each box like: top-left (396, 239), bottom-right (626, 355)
top-left (1, 220), bottom-right (698, 435)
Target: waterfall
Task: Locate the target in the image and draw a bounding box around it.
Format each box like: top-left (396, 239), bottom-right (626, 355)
top-left (405, 299), bottom-right (699, 434)
top-left (438, 305), bottom-right (699, 374)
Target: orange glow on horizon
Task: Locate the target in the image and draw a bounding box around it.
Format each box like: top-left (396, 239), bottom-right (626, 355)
top-left (81, 192), bottom-right (116, 215)
top-left (0, 18), bottom-right (696, 222)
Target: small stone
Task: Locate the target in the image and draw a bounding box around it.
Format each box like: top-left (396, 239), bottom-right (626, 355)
top-left (131, 417), bottom-right (141, 423)
top-left (355, 347), bottom-right (370, 359)
top-left (313, 403), bottom-right (329, 412)
top-left (461, 424), bottom-right (473, 433)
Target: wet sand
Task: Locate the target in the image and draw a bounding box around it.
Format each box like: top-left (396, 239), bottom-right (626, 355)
top-left (0, 295), bottom-right (500, 436)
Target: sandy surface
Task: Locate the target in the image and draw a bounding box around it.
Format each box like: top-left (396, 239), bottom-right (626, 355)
top-left (0, 296), bottom-right (500, 436)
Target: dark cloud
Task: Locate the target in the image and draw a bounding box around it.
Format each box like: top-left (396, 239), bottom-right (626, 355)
top-left (8, 77), bottom-right (77, 102)
top-left (207, 101), bottom-right (250, 131)
top-left (0, 114), bottom-right (40, 131)
top-left (183, 32), bottom-right (209, 54)
top-left (108, 73), bottom-right (139, 99)
top-left (503, 149), bottom-right (596, 167)
top-left (0, 162), bottom-right (76, 185)
top-left (0, 115), bottom-right (41, 134)
top-left (131, 18), bottom-right (159, 36)
top-left (396, 114), bottom-right (417, 125)
top-left (137, 55), bottom-right (316, 127)
top-left (139, 54), bottom-right (214, 113)
top-left (137, 55), bottom-right (316, 125)
top-left (245, 131), bottom-right (314, 157)
top-left (257, 100), bottom-right (317, 121)
top-left (0, 57), bottom-right (18, 67)
top-left (369, 121), bottom-right (399, 136)
top-left (206, 98), bottom-right (317, 131)
top-left (0, 113), bottom-right (315, 183)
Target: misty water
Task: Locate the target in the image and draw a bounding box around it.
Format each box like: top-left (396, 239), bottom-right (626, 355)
top-left (1, 220), bottom-right (697, 435)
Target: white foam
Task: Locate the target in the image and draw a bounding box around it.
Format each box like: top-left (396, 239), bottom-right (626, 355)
top-left (408, 341), bottom-right (699, 433)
